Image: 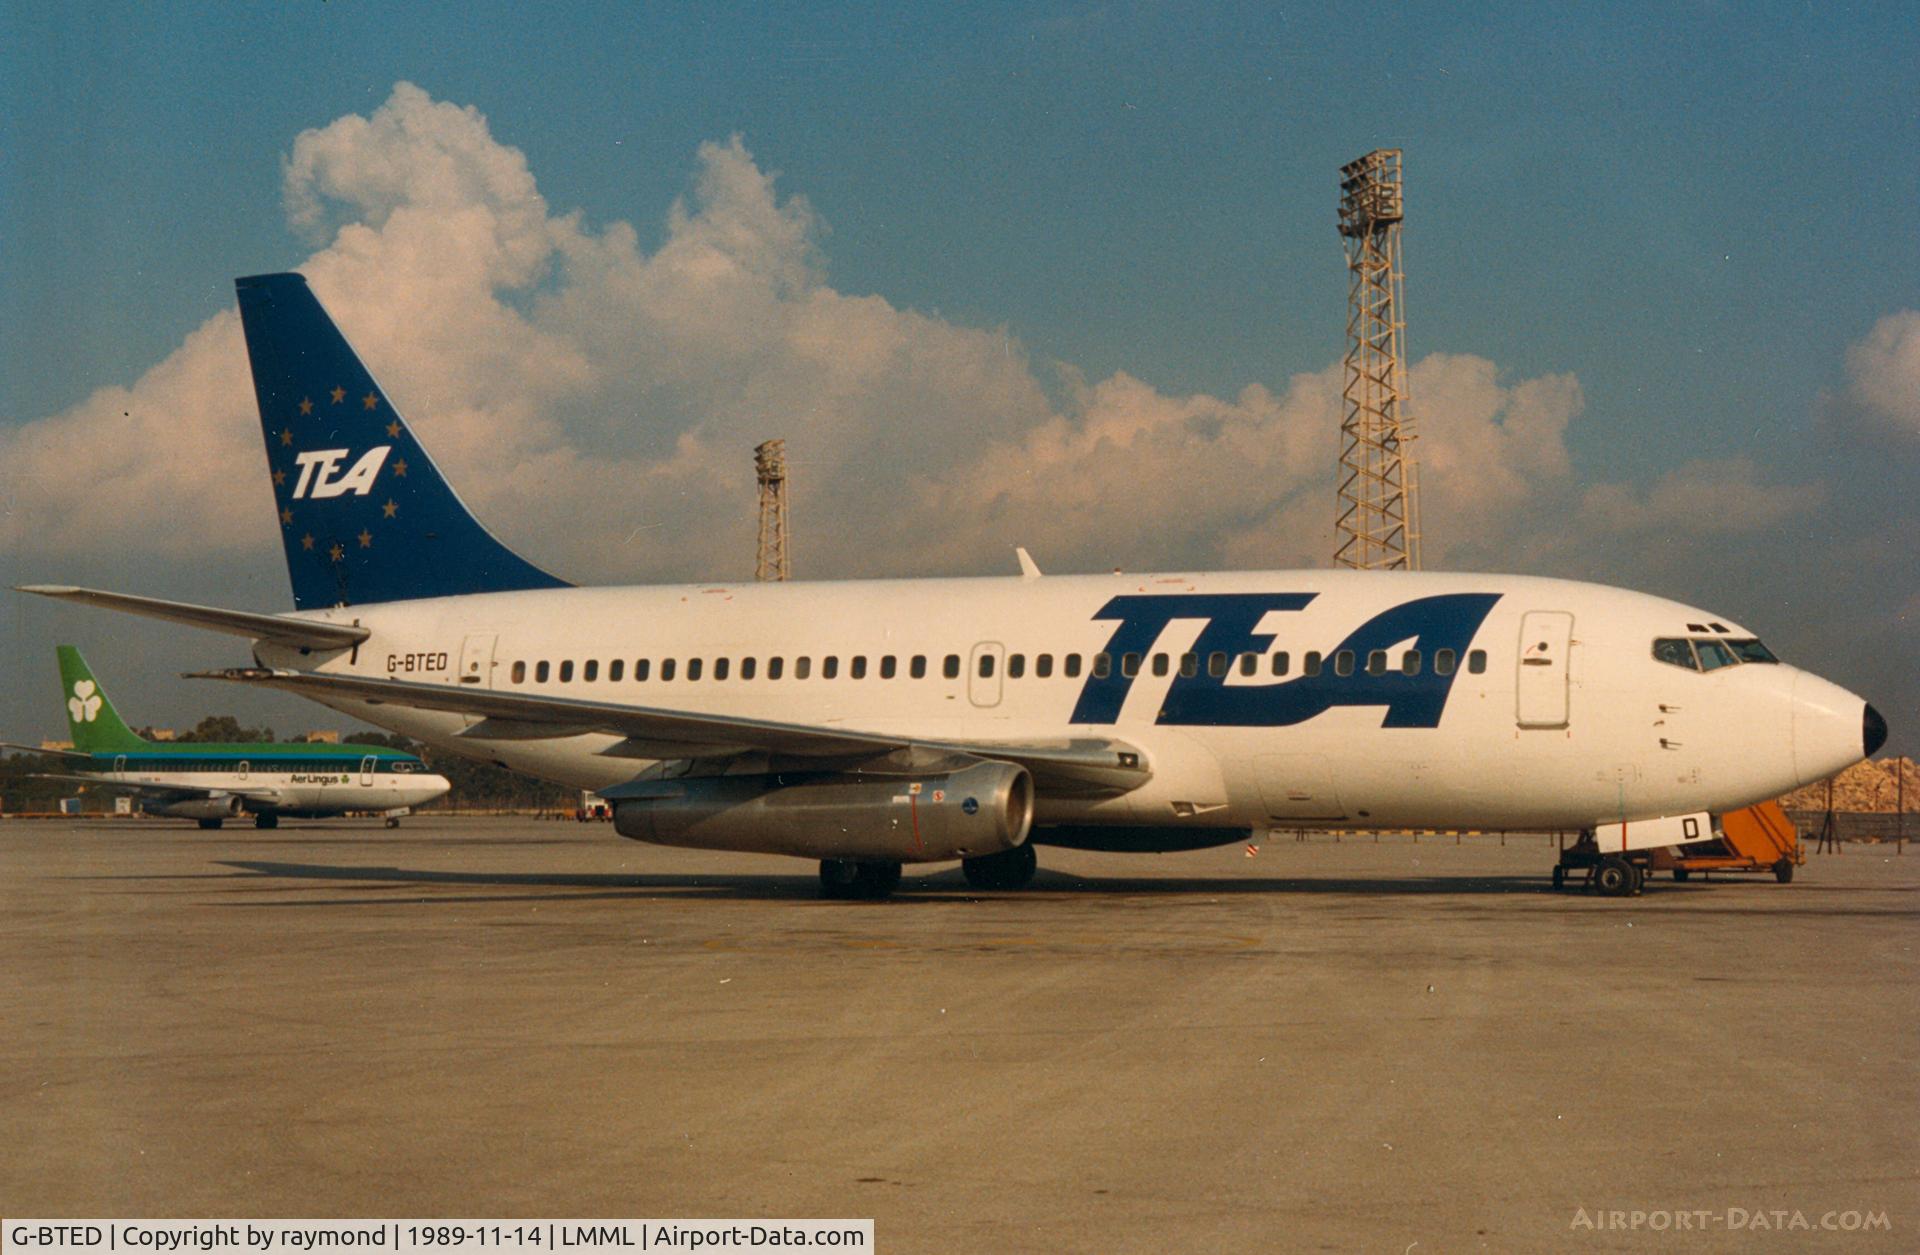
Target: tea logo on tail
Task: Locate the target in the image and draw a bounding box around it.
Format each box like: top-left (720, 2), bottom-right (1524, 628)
top-left (69, 680), bottom-right (102, 723)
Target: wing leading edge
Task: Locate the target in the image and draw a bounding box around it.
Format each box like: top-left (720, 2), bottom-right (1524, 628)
top-left (190, 668), bottom-right (1150, 796)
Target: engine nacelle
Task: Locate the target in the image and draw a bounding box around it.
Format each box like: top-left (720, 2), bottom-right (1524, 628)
top-left (146, 794), bottom-right (247, 821)
top-left (613, 761), bottom-right (1034, 864)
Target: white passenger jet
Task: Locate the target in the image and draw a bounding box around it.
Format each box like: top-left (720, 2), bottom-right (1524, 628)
top-left (20, 274), bottom-right (1885, 897)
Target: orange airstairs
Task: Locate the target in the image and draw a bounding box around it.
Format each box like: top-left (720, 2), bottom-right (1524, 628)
top-left (1649, 799), bottom-right (1803, 883)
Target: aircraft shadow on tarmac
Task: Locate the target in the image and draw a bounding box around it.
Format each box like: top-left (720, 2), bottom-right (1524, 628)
top-left (212, 858), bottom-right (1572, 904)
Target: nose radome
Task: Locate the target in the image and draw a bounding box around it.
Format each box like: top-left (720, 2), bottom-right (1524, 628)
top-left (1864, 704), bottom-right (1888, 758)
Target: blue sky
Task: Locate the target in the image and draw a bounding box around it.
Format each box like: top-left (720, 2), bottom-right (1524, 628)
top-left (3, 2), bottom-right (1916, 752)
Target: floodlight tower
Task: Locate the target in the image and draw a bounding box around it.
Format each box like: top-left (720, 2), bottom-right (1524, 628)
top-left (754, 439), bottom-right (791, 582)
top-left (1334, 149), bottom-right (1422, 570)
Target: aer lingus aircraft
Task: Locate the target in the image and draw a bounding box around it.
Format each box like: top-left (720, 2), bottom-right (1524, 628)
top-left (20, 273), bottom-right (1886, 896)
top-left (4, 645), bottom-right (449, 828)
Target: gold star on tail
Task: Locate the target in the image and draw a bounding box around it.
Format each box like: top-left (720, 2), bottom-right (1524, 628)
top-left (329, 543), bottom-right (344, 562)
top-left (299, 397), bottom-right (314, 416)
top-left (358, 529), bottom-right (373, 549)
top-left (280, 508), bottom-right (293, 526)
top-left (386, 420), bottom-right (401, 438)
top-left (392, 458), bottom-right (408, 477)
top-left (280, 428), bottom-right (294, 446)
top-left (382, 499), bottom-right (398, 518)
top-left (273, 468), bottom-right (287, 486)
top-left (301, 534), bottom-right (315, 551)
top-left (362, 391), bottom-right (379, 410)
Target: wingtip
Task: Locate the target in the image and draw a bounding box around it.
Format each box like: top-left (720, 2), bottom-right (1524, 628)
top-left (16, 583), bottom-right (81, 595)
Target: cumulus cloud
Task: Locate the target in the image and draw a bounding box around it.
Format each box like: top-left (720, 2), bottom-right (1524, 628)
top-left (0, 82), bottom-right (1824, 591)
top-left (1576, 457), bottom-right (1827, 536)
top-left (1830, 310), bottom-right (1920, 441)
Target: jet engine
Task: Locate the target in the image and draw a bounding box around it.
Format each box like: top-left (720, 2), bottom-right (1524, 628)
top-left (146, 793), bottom-right (247, 821)
top-left (613, 760), bottom-right (1033, 863)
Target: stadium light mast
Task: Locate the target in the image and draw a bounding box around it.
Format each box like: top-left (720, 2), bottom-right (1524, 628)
top-left (754, 438), bottom-right (792, 582)
top-left (1335, 148), bottom-right (1423, 571)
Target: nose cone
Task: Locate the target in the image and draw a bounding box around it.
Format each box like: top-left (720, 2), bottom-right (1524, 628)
top-left (1864, 704), bottom-right (1888, 758)
top-left (1793, 671), bottom-right (1877, 784)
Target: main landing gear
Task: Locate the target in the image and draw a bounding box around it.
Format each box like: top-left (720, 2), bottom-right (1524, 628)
top-left (819, 859), bottom-right (903, 900)
top-left (962, 843), bottom-right (1038, 891)
top-left (197, 818), bottom-right (223, 830)
top-left (254, 813), bottom-right (279, 829)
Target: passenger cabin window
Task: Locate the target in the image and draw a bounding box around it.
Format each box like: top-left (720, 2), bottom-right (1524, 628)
top-left (1303, 652), bottom-right (1323, 677)
top-left (1366, 650), bottom-right (1387, 676)
top-left (1208, 652), bottom-right (1228, 678)
top-left (687, 658), bottom-right (703, 681)
top-left (795, 657), bottom-right (811, 679)
top-left (1334, 650), bottom-right (1355, 677)
top-left (1402, 649), bottom-right (1422, 676)
top-left (661, 659), bottom-right (677, 681)
top-left (584, 660), bottom-right (598, 682)
top-left (1035, 654), bottom-right (1053, 678)
top-left (1433, 649), bottom-right (1455, 676)
top-left (535, 661), bottom-right (550, 683)
top-left (1066, 654), bottom-right (1083, 678)
top-left (635, 659), bottom-right (650, 682)
top-left (1121, 652), bottom-right (1141, 678)
top-left (512, 661), bottom-right (526, 684)
top-left (1151, 653), bottom-right (1169, 677)
top-left (944, 655), bottom-right (961, 679)
top-left (880, 656), bottom-right (896, 679)
top-left (911, 655), bottom-right (927, 679)
top-left (1009, 654), bottom-right (1026, 679)
top-left (850, 656), bottom-right (866, 679)
top-left (609, 660), bottom-right (624, 682)
top-left (559, 660), bottom-right (574, 682)
top-left (977, 653), bottom-right (995, 679)
top-left (1467, 649), bottom-right (1487, 674)
top-left (822, 657), bottom-right (838, 680)
top-left (768, 657), bottom-right (784, 680)
top-left (1092, 653), bottom-right (1111, 679)
top-left (1271, 652), bottom-right (1290, 676)
top-left (714, 657), bottom-right (730, 681)
top-left (1239, 653), bottom-right (1258, 677)
top-left (1180, 653), bottom-right (1198, 678)
top-left (740, 657), bottom-right (756, 680)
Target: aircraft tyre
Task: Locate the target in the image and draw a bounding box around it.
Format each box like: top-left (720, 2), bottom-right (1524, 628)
top-left (1672, 867), bottom-right (1690, 882)
top-left (1629, 862), bottom-right (1646, 894)
top-left (1773, 858), bottom-right (1795, 884)
top-left (197, 818), bottom-right (223, 830)
top-left (254, 813), bottom-right (278, 830)
top-left (1593, 857), bottom-right (1636, 898)
top-left (385, 817), bottom-right (401, 829)
top-left (963, 843), bottom-right (1037, 891)
top-left (819, 858), bottom-right (902, 900)
top-left (1551, 865), bottom-right (1565, 890)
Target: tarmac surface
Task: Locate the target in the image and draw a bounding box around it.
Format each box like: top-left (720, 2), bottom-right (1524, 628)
top-left (2, 816), bottom-right (1915, 1251)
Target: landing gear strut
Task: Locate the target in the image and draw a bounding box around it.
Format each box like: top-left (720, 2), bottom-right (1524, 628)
top-left (819, 859), bottom-right (903, 900)
top-left (962, 843), bottom-right (1037, 891)
top-left (254, 813), bottom-right (279, 829)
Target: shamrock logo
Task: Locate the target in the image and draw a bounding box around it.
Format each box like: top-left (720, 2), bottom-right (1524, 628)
top-left (69, 679), bottom-right (102, 723)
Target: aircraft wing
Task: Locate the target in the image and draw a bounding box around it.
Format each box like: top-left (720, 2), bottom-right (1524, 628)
top-left (17, 585), bottom-right (369, 651)
top-left (27, 770), bottom-right (282, 804)
top-left (191, 667), bottom-right (1150, 795)
top-left (1, 741), bottom-right (93, 761)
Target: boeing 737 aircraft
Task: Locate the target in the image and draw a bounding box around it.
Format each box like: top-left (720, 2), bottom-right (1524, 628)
top-left (20, 273), bottom-right (1887, 895)
top-left (5, 645), bottom-right (450, 828)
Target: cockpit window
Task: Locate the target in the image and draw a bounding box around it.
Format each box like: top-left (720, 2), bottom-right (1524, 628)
top-left (1694, 639), bottom-right (1738, 671)
top-left (1727, 638), bottom-right (1778, 664)
top-left (1652, 638), bottom-right (1699, 671)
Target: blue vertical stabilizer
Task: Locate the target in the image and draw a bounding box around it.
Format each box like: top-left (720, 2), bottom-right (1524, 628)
top-left (234, 273), bottom-right (571, 609)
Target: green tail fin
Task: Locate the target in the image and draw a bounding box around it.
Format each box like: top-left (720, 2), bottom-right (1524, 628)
top-left (56, 646), bottom-right (147, 753)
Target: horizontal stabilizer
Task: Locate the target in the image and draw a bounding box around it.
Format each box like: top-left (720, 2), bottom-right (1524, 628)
top-left (18, 586), bottom-right (369, 650)
top-left (1, 741), bottom-right (92, 761)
